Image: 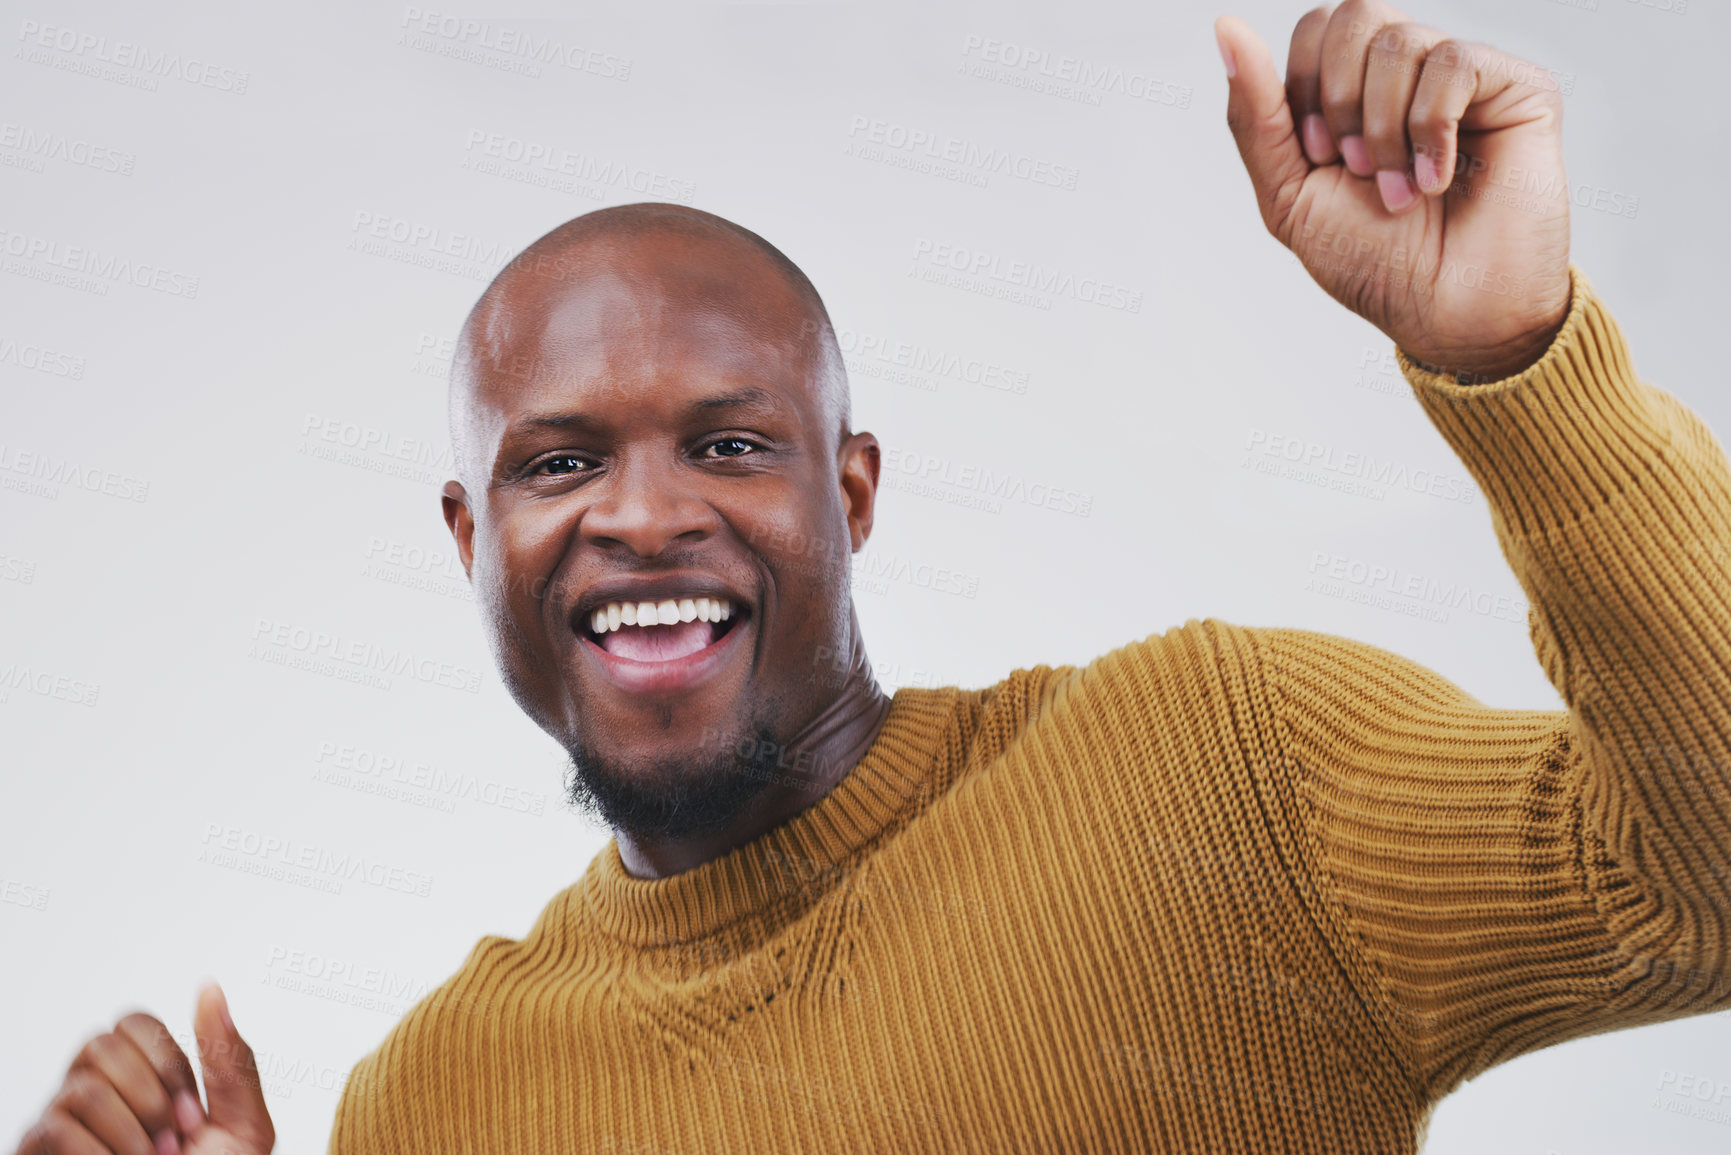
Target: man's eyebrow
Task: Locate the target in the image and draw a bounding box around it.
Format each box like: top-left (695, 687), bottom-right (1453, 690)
top-left (503, 411), bottom-right (602, 440)
top-left (685, 386), bottom-right (785, 417)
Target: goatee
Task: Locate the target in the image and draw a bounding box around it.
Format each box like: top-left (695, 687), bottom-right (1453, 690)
top-left (562, 722), bottom-right (791, 841)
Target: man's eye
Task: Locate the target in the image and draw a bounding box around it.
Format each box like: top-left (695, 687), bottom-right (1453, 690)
top-left (702, 437), bottom-right (757, 459)
top-left (534, 454), bottom-right (590, 476)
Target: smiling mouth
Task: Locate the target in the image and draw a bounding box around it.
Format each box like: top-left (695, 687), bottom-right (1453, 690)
top-left (579, 595), bottom-right (747, 663)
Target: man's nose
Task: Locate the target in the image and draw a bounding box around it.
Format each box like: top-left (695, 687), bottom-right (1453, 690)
top-left (579, 455), bottom-right (718, 557)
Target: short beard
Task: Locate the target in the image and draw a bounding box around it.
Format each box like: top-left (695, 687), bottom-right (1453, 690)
top-left (562, 722), bottom-right (789, 842)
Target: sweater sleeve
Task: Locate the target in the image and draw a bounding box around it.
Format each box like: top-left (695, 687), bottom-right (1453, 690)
top-left (1248, 264), bottom-right (1731, 1106)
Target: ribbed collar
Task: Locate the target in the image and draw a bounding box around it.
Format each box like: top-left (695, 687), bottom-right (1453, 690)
top-left (571, 684), bottom-right (964, 947)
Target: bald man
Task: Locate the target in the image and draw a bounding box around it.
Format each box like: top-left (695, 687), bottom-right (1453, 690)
top-left (443, 204), bottom-right (893, 882)
top-left (19, 7), bottom-right (1731, 1155)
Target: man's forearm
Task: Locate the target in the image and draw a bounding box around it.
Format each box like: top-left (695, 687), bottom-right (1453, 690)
top-left (1399, 264), bottom-right (1731, 978)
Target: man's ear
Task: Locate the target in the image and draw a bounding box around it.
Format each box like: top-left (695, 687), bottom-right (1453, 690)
top-left (441, 480), bottom-right (476, 580)
top-left (838, 432), bottom-right (880, 551)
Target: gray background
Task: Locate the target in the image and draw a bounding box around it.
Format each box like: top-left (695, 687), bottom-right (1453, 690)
top-left (3, 0), bottom-right (1725, 1151)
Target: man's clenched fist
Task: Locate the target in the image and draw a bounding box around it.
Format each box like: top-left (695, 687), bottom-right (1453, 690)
top-left (15, 983), bottom-right (274, 1155)
top-left (1216, 1), bottom-right (1574, 382)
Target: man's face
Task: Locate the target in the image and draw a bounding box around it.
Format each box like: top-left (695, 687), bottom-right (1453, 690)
top-left (443, 231), bottom-right (876, 833)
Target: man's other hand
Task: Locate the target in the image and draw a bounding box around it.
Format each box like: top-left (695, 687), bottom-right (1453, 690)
top-left (1216, 2), bottom-right (1573, 382)
top-left (14, 982), bottom-right (275, 1155)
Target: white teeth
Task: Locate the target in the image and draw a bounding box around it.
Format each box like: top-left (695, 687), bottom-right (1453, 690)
top-left (588, 595), bottom-right (737, 635)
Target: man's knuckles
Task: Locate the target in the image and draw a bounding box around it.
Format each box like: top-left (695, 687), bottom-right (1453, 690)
top-left (49, 1067), bottom-right (95, 1118)
top-left (116, 1013), bottom-right (196, 1079)
top-left (50, 1071), bottom-right (155, 1155)
top-left (74, 1030), bottom-right (128, 1071)
top-left (114, 1012), bottom-right (172, 1044)
top-left (18, 1114), bottom-right (79, 1155)
top-left (76, 1033), bottom-right (176, 1126)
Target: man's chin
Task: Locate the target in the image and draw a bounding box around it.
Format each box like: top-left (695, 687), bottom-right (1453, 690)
top-left (562, 723), bottom-right (786, 841)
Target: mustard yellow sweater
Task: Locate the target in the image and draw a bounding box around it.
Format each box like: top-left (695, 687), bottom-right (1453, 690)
top-left (329, 267), bottom-right (1731, 1153)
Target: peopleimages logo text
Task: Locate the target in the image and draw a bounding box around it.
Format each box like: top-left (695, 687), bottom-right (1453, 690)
top-left (958, 34), bottom-right (1193, 108)
top-left (16, 20), bottom-right (249, 92)
top-left (0, 227), bottom-right (200, 298)
top-left (0, 123), bottom-right (135, 174)
top-left (911, 239), bottom-right (1142, 313)
top-left (398, 8), bottom-right (631, 79)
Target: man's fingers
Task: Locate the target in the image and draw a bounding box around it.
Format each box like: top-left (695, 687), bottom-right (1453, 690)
top-left (69, 1031), bottom-right (179, 1142)
top-left (1217, 13), bottom-right (1310, 244)
top-left (1362, 23), bottom-right (1445, 170)
top-left (191, 982), bottom-right (275, 1152)
top-left (1362, 22), bottom-right (1447, 212)
top-left (1407, 39), bottom-right (1480, 197)
top-left (1284, 6), bottom-right (1338, 165)
top-left (1318, 0), bottom-right (1411, 176)
top-left (54, 1069), bottom-right (156, 1155)
top-left (19, 1112), bottom-right (108, 1155)
top-left (1410, 37), bottom-right (1562, 200)
top-left (112, 1013), bottom-right (200, 1122)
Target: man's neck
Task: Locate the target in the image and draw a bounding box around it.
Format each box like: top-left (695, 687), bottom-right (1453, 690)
top-left (615, 613), bottom-right (892, 880)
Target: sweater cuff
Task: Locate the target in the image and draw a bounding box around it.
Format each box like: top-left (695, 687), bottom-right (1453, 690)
top-left (1394, 264), bottom-right (1670, 539)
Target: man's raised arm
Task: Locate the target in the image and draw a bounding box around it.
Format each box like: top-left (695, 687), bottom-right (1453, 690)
top-left (1214, 0), bottom-right (1731, 1110)
top-left (1246, 263), bottom-right (1731, 1104)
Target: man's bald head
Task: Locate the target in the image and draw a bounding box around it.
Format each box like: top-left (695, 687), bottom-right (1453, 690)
top-left (449, 202), bottom-right (849, 491)
top-left (438, 203), bottom-right (885, 854)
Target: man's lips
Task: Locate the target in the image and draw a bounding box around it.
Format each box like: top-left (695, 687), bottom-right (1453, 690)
top-left (575, 607), bottom-right (751, 695)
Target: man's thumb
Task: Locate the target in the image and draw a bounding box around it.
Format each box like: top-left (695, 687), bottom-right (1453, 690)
top-left (1215, 14), bottom-right (1309, 242)
top-left (193, 981), bottom-right (275, 1150)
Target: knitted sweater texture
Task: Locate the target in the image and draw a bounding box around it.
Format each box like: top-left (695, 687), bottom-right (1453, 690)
top-left (329, 266), bottom-right (1731, 1153)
